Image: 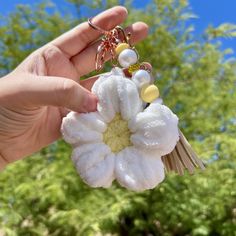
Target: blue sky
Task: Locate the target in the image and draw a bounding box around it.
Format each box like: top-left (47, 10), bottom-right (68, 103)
top-left (0, 0), bottom-right (236, 55)
top-left (189, 0), bottom-right (236, 55)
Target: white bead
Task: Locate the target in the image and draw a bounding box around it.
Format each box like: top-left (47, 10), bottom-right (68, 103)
top-left (118, 49), bottom-right (138, 68)
top-left (132, 70), bottom-right (151, 89)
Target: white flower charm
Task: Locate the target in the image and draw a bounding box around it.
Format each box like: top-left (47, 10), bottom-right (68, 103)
top-left (61, 68), bottom-right (179, 191)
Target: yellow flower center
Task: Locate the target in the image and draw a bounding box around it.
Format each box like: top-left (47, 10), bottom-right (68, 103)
top-left (103, 113), bottom-right (132, 153)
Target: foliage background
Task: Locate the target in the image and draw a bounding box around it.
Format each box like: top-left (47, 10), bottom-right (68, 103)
top-left (0, 0), bottom-right (236, 235)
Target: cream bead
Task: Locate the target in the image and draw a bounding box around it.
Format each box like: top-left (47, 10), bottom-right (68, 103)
top-left (132, 69), bottom-right (151, 89)
top-left (118, 49), bottom-right (138, 68)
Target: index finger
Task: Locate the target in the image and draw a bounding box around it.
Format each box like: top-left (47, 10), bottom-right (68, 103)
top-left (51, 6), bottom-right (128, 58)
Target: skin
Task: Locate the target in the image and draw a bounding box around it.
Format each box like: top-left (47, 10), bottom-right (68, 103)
top-left (0, 6), bottom-right (148, 170)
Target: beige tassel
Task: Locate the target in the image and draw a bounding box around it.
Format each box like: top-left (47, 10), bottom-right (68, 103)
top-left (161, 129), bottom-right (205, 175)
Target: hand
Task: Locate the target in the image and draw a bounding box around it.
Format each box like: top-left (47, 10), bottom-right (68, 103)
top-left (0, 6), bottom-right (148, 169)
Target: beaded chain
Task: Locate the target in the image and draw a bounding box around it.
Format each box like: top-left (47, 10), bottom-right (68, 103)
top-left (88, 17), bottom-right (160, 103)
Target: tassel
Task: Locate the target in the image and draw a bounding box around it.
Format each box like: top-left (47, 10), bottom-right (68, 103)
top-left (161, 129), bottom-right (205, 175)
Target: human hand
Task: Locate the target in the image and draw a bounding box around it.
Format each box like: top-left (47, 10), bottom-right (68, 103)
top-left (0, 6), bottom-right (148, 169)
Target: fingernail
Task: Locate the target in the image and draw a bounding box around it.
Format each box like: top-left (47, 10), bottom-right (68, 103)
top-left (83, 93), bottom-right (98, 112)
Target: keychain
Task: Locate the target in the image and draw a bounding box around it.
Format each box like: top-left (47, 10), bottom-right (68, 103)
top-left (61, 18), bottom-right (205, 191)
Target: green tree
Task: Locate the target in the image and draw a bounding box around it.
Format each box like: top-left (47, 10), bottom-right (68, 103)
top-left (0, 0), bottom-right (236, 235)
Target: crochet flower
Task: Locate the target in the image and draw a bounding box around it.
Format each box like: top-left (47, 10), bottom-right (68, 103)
top-left (61, 68), bottom-right (179, 191)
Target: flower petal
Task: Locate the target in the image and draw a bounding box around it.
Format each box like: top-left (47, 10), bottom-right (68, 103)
top-left (92, 69), bottom-right (142, 122)
top-left (115, 147), bottom-right (165, 191)
top-left (91, 67), bottom-right (124, 93)
top-left (129, 103), bottom-right (179, 156)
top-left (72, 143), bottom-right (115, 188)
top-left (117, 78), bottom-right (142, 120)
top-left (93, 77), bottom-right (119, 122)
top-left (61, 111), bottom-right (106, 145)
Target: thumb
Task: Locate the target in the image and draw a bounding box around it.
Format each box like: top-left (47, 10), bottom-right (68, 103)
top-left (0, 74), bottom-right (98, 113)
top-left (31, 75), bottom-right (98, 112)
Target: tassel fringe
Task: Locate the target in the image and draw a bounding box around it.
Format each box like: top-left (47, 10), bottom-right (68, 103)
top-left (161, 130), bottom-right (205, 175)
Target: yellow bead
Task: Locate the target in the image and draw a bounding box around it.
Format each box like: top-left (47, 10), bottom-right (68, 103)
top-left (141, 84), bottom-right (159, 103)
top-left (115, 43), bottom-right (130, 55)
